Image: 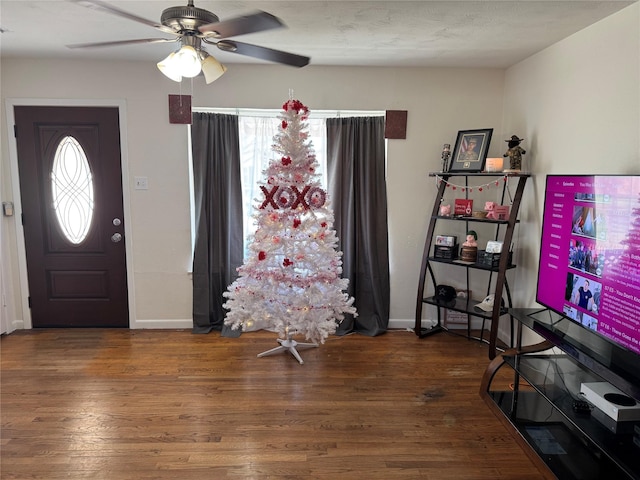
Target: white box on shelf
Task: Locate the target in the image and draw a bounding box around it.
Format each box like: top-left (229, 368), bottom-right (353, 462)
top-left (580, 382), bottom-right (640, 422)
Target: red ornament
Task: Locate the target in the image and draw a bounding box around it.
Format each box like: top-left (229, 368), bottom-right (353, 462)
top-left (479, 187), bottom-right (483, 192)
top-left (282, 156), bottom-right (292, 166)
top-left (283, 99), bottom-right (308, 113)
top-left (452, 186), bottom-right (457, 190)
top-left (321, 222), bottom-right (327, 228)
top-left (495, 181), bottom-right (499, 186)
top-left (282, 120), bottom-right (288, 129)
top-left (258, 251), bottom-right (266, 261)
top-left (293, 218), bottom-right (301, 228)
top-left (283, 258), bottom-right (293, 267)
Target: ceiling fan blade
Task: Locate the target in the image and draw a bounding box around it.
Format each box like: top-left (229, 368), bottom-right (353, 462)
top-left (199, 11), bottom-right (284, 38)
top-left (215, 40), bottom-right (310, 68)
top-left (71, 0), bottom-right (177, 35)
top-left (67, 38), bottom-right (179, 49)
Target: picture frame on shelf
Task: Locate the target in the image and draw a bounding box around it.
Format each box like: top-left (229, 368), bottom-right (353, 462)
top-left (449, 128), bottom-right (493, 172)
top-left (444, 289), bottom-right (472, 326)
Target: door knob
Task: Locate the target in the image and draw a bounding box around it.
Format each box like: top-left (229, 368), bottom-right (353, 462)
top-left (111, 233), bottom-right (122, 243)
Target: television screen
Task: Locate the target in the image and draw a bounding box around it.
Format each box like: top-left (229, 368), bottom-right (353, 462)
top-left (537, 175), bottom-right (640, 356)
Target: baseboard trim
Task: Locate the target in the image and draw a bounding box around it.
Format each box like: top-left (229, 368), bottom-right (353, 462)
top-left (132, 319), bottom-right (192, 330)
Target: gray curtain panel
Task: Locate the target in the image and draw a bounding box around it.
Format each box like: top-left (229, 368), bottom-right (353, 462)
top-left (327, 116), bottom-right (390, 336)
top-left (190, 113), bottom-right (244, 335)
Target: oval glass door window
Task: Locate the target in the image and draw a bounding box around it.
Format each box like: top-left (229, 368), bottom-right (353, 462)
top-left (51, 136), bottom-right (94, 244)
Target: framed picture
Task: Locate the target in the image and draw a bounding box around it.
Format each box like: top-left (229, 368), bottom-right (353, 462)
top-left (444, 289), bottom-right (472, 326)
top-left (449, 129), bottom-right (493, 172)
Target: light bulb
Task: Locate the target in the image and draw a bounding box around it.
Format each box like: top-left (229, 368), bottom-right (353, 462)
top-left (174, 45), bottom-right (201, 78)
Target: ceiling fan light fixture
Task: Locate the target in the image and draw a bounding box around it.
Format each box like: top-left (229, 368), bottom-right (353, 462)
top-left (157, 52), bottom-right (183, 82)
top-left (173, 45), bottom-right (202, 78)
top-left (201, 53), bottom-right (227, 84)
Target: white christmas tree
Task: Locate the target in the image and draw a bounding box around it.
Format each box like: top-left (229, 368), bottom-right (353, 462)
top-left (223, 98), bottom-right (356, 360)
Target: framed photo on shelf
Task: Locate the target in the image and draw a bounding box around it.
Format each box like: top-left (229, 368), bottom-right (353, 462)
top-left (449, 128), bottom-right (493, 172)
top-left (444, 289), bottom-right (472, 326)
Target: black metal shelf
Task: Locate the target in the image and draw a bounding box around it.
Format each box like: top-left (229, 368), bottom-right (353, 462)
top-left (420, 295), bottom-right (509, 319)
top-left (432, 215), bottom-right (519, 225)
top-left (415, 172), bottom-right (529, 358)
top-left (428, 172), bottom-right (531, 178)
top-left (428, 256), bottom-right (517, 272)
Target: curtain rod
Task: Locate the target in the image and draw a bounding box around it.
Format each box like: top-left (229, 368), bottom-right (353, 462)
top-left (193, 107), bottom-right (385, 119)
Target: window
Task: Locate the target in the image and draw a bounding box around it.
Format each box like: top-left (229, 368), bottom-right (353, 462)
top-left (189, 108), bottom-right (384, 259)
top-left (51, 135), bottom-right (94, 245)
top-left (237, 114), bottom-right (327, 253)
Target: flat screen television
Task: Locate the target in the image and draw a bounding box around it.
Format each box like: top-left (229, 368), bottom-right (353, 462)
top-left (536, 174), bottom-right (640, 393)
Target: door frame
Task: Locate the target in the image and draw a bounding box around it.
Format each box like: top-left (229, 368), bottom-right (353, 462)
top-left (5, 98), bottom-right (136, 329)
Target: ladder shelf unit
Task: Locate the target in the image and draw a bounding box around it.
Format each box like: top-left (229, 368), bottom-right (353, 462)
top-left (415, 172), bottom-right (529, 359)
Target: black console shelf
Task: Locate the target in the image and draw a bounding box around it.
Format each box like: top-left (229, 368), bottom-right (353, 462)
top-left (481, 308), bottom-right (640, 480)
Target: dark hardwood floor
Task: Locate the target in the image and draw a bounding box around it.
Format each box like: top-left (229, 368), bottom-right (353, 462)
top-left (1, 328), bottom-right (544, 479)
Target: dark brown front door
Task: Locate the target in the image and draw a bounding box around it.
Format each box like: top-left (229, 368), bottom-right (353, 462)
top-left (14, 106), bottom-right (129, 328)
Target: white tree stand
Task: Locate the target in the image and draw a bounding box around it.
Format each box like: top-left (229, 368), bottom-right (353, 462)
top-left (257, 329), bottom-right (318, 364)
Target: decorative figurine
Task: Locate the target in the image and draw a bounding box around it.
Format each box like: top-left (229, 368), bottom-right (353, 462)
top-left (439, 204), bottom-right (452, 216)
top-left (484, 201), bottom-right (498, 220)
top-left (503, 135), bottom-right (526, 172)
top-left (441, 143), bottom-right (451, 172)
top-left (463, 230), bottom-right (478, 247)
top-left (460, 230), bottom-right (478, 262)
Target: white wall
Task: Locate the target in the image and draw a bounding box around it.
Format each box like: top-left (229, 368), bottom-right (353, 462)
top-left (0, 57), bottom-right (504, 330)
top-left (2, 2), bottom-right (637, 335)
top-left (500, 3), bottom-right (640, 339)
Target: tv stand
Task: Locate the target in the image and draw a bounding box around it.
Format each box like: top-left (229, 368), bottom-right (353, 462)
top-left (481, 308), bottom-right (640, 479)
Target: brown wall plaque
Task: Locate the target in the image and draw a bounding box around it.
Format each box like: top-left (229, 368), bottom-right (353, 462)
top-left (384, 110), bottom-right (407, 139)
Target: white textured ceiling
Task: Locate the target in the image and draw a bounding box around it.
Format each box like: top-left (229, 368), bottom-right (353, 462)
top-left (0, 1), bottom-right (636, 68)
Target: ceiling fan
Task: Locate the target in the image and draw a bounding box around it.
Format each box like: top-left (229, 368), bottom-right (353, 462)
top-left (67, 0), bottom-right (310, 83)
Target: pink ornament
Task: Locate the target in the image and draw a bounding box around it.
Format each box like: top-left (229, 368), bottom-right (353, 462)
top-left (484, 201), bottom-right (498, 220)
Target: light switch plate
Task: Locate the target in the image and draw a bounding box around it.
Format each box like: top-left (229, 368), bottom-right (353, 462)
top-left (134, 176), bottom-right (148, 190)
